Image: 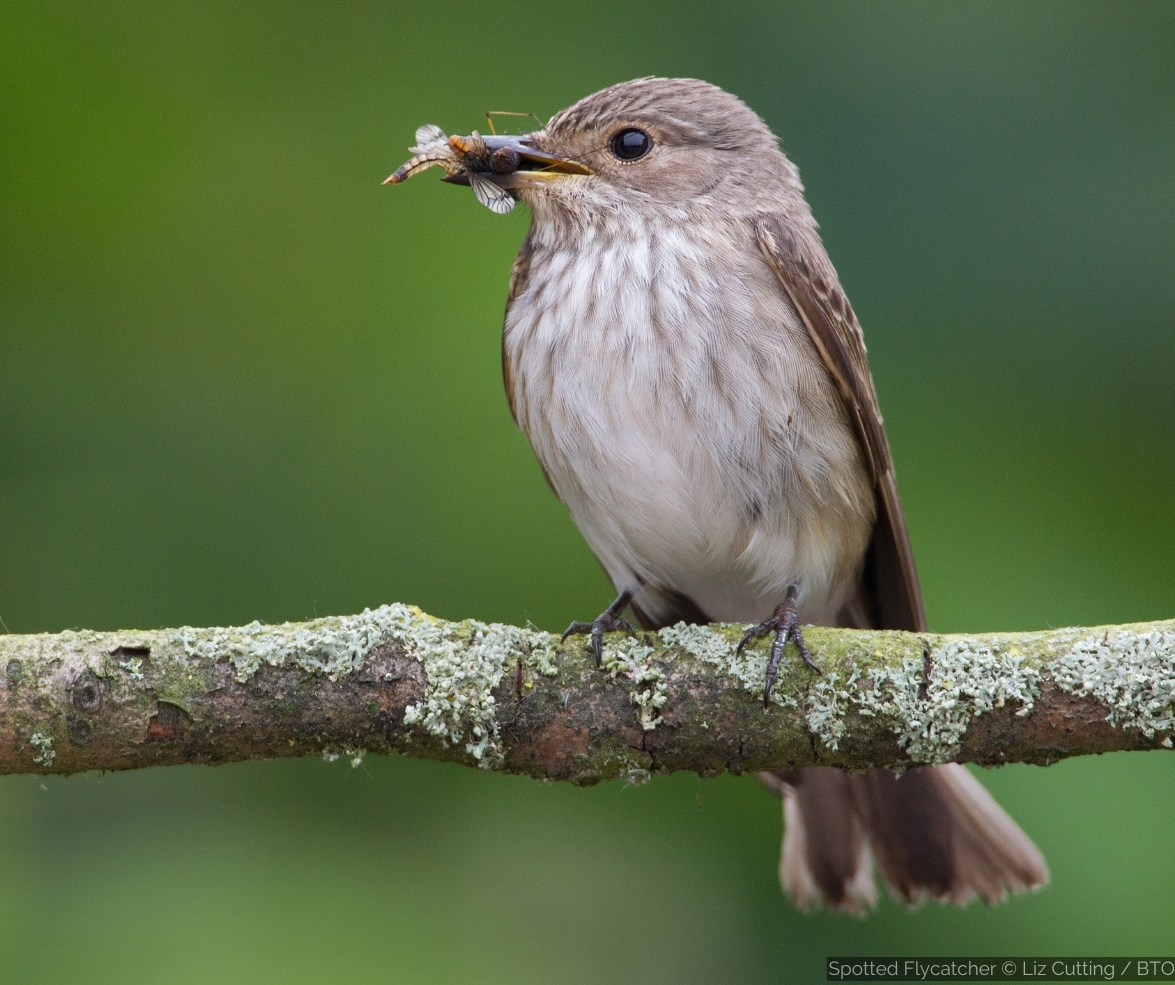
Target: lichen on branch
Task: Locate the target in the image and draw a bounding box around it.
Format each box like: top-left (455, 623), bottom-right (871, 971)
top-left (1, 606), bottom-right (1172, 780)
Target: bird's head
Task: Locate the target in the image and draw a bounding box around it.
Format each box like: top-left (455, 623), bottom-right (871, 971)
top-left (392, 79), bottom-right (804, 223)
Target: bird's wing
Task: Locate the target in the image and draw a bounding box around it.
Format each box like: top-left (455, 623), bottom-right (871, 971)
top-left (501, 231), bottom-right (536, 428)
top-left (756, 215), bottom-right (926, 632)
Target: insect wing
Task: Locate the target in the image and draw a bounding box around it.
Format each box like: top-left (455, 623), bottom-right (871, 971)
top-left (469, 173), bottom-right (516, 214)
top-left (412, 124), bottom-right (447, 151)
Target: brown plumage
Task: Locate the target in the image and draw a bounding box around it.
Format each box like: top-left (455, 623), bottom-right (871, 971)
top-left (410, 77), bottom-right (1048, 912)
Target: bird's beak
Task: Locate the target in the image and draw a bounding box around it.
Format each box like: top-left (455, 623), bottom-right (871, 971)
top-left (441, 133), bottom-right (593, 189)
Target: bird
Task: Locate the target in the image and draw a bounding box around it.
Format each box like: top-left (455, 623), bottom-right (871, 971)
top-left (395, 77), bottom-right (1048, 913)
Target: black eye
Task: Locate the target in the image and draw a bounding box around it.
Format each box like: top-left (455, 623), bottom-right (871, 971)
top-left (609, 127), bottom-right (652, 161)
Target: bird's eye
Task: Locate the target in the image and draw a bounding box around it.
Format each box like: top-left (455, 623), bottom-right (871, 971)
top-left (609, 127), bottom-right (653, 161)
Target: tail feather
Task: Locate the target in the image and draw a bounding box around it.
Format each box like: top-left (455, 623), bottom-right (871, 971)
top-left (931, 763), bottom-right (1049, 903)
top-left (777, 768), bottom-right (877, 915)
top-left (854, 766), bottom-right (958, 905)
top-left (761, 765), bottom-right (1047, 913)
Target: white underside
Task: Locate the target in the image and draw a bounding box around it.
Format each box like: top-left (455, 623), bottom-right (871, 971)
top-left (504, 215), bottom-right (875, 626)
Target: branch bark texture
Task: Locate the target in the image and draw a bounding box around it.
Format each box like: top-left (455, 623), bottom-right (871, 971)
top-left (1, 605), bottom-right (1172, 781)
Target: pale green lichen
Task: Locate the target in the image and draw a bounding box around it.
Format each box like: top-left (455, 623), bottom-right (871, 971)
top-left (804, 666), bottom-right (867, 752)
top-left (849, 639), bottom-right (1039, 763)
top-left (660, 622), bottom-right (1042, 765)
top-left (801, 639), bottom-right (1039, 764)
top-left (118, 657), bottom-right (145, 680)
top-left (766, 624), bottom-right (1174, 765)
top-left (800, 625), bottom-right (1175, 764)
top-left (657, 621), bottom-right (799, 709)
top-left (29, 732), bottom-right (55, 767)
top-left (398, 613), bottom-right (558, 767)
top-left (321, 746), bottom-right (367, 767)
top-left (1049, 628), bottom-right (1175, 739)
top-left (174, 603), bottom-right (559, 768)
top-left (174, 604), bottom-right (424, 681)
top-left (622, 767), bottom-right (652, 786)
top-left (657, 622), bottom-right (736, 666)
top-left (580, 738), bottom-right (654, 786)
top-left (602, 636), bottom-right (668, 730)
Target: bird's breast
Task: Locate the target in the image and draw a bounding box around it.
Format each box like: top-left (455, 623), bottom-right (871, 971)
top-left (503, 219), bottom-right (874, 625)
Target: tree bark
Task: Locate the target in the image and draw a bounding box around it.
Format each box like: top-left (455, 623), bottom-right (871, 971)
top-left (1, 604), bottom-right (1172, 781)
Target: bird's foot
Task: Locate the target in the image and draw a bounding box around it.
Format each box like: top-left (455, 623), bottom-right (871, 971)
top-left (736, 585), bottom-right (819, 708)
top-left (562, 590), bottom-right (636, 667)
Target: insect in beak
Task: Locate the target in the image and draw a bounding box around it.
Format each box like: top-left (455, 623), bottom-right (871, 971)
top-left (384, 125), bottom-right (591, 214)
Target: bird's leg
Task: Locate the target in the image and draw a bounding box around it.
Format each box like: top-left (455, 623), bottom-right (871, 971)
top-left (736, 585), bottom-right (819, 708)
top-left (561, 590), bottom-right (636, 667)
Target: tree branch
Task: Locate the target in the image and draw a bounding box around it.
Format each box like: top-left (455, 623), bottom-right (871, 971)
top-left (1, 604), bottom-right (1172, 781)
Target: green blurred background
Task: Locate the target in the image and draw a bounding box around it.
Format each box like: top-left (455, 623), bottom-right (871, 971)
top-left (3, 1), bottom-right (1173, 981)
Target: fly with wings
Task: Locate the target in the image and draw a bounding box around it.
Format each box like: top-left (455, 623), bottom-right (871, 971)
top-left (384, 120), bottom-right (593, 214)
top-left (385, 78), bottom-right (1048, 916)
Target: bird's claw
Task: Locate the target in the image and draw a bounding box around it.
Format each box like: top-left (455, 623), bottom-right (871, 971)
top-left (562, 614), bottom-right (636, 667)
top-left (736, 586), bottom-right (819, 708)
top-left (562, 591), bottom-right (636, 667)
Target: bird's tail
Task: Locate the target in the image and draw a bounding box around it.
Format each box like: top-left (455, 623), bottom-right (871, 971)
top-left (758, 764), bottom-right (1047, 914)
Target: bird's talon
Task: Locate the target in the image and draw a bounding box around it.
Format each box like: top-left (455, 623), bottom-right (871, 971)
top-left (561, 620), bottom-right (593, 643)
top-left (736, 623), bottom-right (769, 656)
top-left (742, 586), bottom-right (819, 708)
top-left (561, 590), bottom-right (636, 667)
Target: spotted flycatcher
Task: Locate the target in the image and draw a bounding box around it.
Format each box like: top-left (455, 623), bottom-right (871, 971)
top-left (390, 77), bottom-right (1046, 912)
